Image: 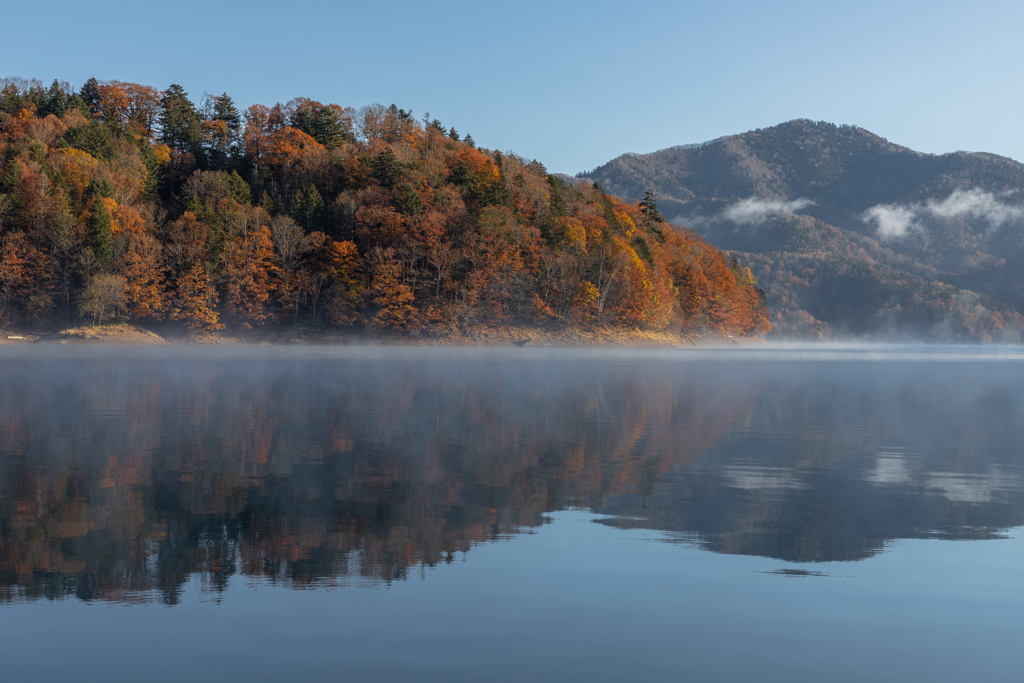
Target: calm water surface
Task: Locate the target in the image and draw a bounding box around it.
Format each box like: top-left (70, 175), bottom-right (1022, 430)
top-left (1, 345), bottom-right (1023, 682)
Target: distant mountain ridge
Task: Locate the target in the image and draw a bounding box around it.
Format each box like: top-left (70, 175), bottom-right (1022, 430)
top-left (584, 119), bottom-right (1024, 228)
top-left (580, 120), bottom-right (1024, 340)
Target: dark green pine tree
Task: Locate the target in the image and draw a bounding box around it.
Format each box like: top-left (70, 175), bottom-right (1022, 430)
top-left (316, 106), bottom-right (348, 149)
top-left (29, 84), bottom-right (47, 108)
top-left (372, 148), bottom-right (403, 187)
top-left (66, 93), bottom-right (91, 117)
top-left (226, 171), bottom-right (251, 205)
top-left (394, 182), bottom-right (424, 216)
top-left (639, 190), bottom-right (664, 223)
top-left (206, 93), bottom-right (241, 170)
top-left (448, 160), bottom-right (477, 198)
top-left (0, 160), bottom-right (24, 225)
top-left (260, 191), bottom-right (277, 215)
top-left (482, 151), bottom-right (509, 207)
top-left (136, 138), bottom-right (162, 202)
top-left (0, 83), bottom-right (24, 114)
top-left (291, 104), bottom-right (347, 150)
top-left (212, 93), bottom-right (241, 134)
top-left (87, 191), bottom-right (114, 268)
top-left (546, 176), bottom-right (568, 217)
top-left (290, 107), bottom-right (317, 142)
top-left (79, 78), bottom-right (101, 115)
top-left (42, 80), bottom-right (70, 117)
top-left (0, 159), bottom-right (21, 194)
top-left (63, 121), bottom-right (113, 160)
top-left (159, 84), bottom-right (205, 164)
top-left (293, 183), bottom-right (326, 231)
top-left (29, 142), bottom-right (46, 164)
top-left (537, 175), bottom-right (568, 244)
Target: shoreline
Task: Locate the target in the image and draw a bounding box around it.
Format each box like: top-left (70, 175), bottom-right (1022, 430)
top-left (0, 322), bottom-right (749, 348)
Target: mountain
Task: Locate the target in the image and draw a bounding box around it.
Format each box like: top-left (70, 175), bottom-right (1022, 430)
top-left (580, 119), bottom-right (1024, 340)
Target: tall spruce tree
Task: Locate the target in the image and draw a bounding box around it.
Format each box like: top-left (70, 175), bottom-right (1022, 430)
top-left (0, 84), bottom-right (24, 114)
top-left (291, 104), bottom-right (347, 149)
top-left (79, 78), bottom-right (101, 116)
top-left (205, 93), bottom-right (241, 170)
top-left (42, 80), bottom-right (69, 117)
top-left (159, 85), bottom-right (204, 164)
top-left (373, 148), bottom-right (403, 187)
top-left (87, 191), bottom-right (114, 269)
top-left (639, 190), bottom-right (663, 223)
top-left (212, 93), bottom-right (241, 133)
top-left (293, 184), bottom-right (326, 231)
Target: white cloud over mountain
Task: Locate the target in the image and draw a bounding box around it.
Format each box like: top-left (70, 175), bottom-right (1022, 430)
top-left (862, 189), bottom-right (1024, 239)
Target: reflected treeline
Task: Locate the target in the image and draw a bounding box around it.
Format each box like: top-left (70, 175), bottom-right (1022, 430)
top-left (2, 348), bottom-right (1024, 605)
top-left (0, 349), bottom-right (744, 604)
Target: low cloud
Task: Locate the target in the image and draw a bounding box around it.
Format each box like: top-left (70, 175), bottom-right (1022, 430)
top-left (863, 204), bottom-right (919, 239)
top-left (721, 197), bottom-right (815, 224)
top-left (929, 188), bottom-right (1024, 225)
top-left (863, 189), bottom-right (1024, 240)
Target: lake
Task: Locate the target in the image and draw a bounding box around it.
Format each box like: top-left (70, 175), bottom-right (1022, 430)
top-left (1, 345), bottom-right (1023, 682)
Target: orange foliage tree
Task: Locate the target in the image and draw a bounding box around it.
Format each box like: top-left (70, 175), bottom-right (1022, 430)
top-left (366, 247), bottom-right (416, 330)
top-left (164, 212), bottom-right (220, 329)
top-left (221, 225), bottom-right (278, 326)
top-left (121, 231), bottom-right (167, 321)
top-left (0, 231), bottom-right (46, 321)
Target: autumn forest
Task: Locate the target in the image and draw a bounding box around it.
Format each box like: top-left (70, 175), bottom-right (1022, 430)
top-left (0, 77), bottom-right (769, 338)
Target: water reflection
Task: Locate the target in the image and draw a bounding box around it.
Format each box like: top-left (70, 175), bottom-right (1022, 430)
top-left (1, 346), bottom-right (1023, 604)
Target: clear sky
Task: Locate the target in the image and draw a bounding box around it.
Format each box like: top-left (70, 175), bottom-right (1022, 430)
top-left (5, 0), bottom-right (1023, 174)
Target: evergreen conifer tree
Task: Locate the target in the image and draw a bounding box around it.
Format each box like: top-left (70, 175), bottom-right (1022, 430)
top-left (79, 78), bottom-right (101, 115)
top-left (294, 184), bottom-right (326, 231)
top-left (212, 93), bottom-right (241, 134)
top-left (639, 190), bottom-right (664, 223)
top-left (159, 85), bottom-right (204, 163)
top-left (0, 160), bottom-right (21, 195)
top-left (0, 160), bottom-right (23, 225)
top-left (43, 80), bottom-right (69, 117)
top-left (0, 84), bottom-right (24, 114)
top-left (373, 148), bottom-right (403, 187)
top-left (87, 193), bottom-right (114, 268)
top-left (291, 104), bottom-right (347, 149)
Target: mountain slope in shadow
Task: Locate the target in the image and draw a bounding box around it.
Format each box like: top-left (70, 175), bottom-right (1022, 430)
top-left (580, 120), bottom-right (1024, 339)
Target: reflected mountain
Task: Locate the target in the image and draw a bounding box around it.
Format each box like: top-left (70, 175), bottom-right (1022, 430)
top-left (2, 347), bottom-right (1023, 604)
top-left (597, 361), bottom-right (1024, 560)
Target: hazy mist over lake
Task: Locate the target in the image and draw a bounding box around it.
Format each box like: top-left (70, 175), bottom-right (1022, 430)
top-left (2, 345), bottom-right (1023, 682)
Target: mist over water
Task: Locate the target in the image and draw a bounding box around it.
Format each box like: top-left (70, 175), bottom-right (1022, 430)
top-left (2, 345), bottom-right (1023, 682)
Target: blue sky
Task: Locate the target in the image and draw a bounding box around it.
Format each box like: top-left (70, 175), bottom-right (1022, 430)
top-left (5, 0), bottom-right (1023, 174)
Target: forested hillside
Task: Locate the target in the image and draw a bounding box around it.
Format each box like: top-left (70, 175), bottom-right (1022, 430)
top-left (0, 77), bottom-right (769, 339)
top-left (581, 120), bottom-right (1024, 340)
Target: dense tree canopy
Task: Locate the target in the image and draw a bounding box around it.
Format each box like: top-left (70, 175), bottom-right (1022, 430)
top-left (0, 76), bottom-right (769, 337)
